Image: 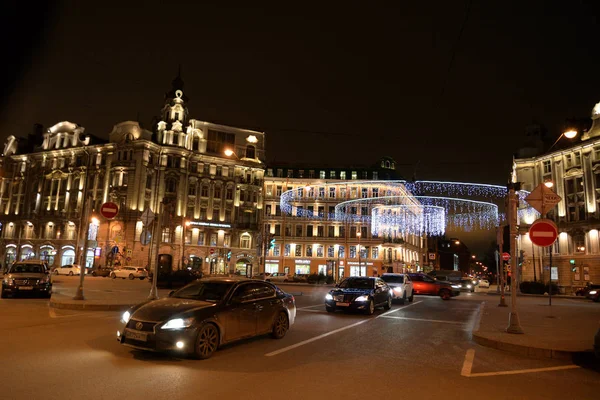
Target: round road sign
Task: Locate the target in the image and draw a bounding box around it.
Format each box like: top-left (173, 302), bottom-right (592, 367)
top-left (100, 202), bottom-right (119, 219)
top-left (529, 218), bottom-right (558, 247)
top-left (209, 248), bottom-right (215, 255)
top-left (502, 252), bottom-right (510, 261)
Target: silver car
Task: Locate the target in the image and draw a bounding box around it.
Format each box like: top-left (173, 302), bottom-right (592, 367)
top-left (381, 273), bottom-right (414, 304)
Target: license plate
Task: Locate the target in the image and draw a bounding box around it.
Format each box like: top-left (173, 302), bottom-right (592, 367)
top-left (19, 286), bottom-right (33, 290)
top-left (125, 330), bottom-right (148, 342)
top-left (336, 302), bottom-right (350, 306)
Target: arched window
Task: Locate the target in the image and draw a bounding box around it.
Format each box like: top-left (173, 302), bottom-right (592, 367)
top-left (61, 249), bottom-right (75, 266)
top-left (165, 178), bottom-right (177, 193)
top-left (381, 160), bottom-right (385, 168)
top-left (240, 233), bottom-right (251, 249)
top-left (385, 160), bottom-right (390, 168)
top-left (192, 136), bottom-right (200, 151)
top-left (245, 145), bottom-right (256, 159)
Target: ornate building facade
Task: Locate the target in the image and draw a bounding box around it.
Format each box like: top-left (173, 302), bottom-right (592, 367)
top-left (0, 75), bottom-right (265, 275)
top-left (262, 160), bottom-right (426, 279)
top-left (513, 101), bottom-right (600, 292)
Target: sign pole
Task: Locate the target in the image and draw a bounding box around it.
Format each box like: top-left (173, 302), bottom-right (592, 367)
top-left (498, 227), bottom-right (507, 307)
top-left (507, 183), bottom-right (524, 334)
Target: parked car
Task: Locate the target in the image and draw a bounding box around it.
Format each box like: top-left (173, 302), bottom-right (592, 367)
top-left (325, 277), bottom-right (392, 314)
top-left (111, 266), bottom-right (148, 280)
top-left (381, 273), bottom-right (414, 304)
top-left (478, 279), bottom-right (490, 289)
top-left (1, 260), bottom-right (52, 298)
top-left (459, 278), bottom-right (475, 293)
top-left (252, 272), bottom-right (271, 280)
top-left (53, 264), bottom-right (85, 276)
top-left (266, 272), bottom-right (290, 283)
top-left (118, 277), bottom-right (296, 359)
top-left (91, 266), bottom-right (113, 277)
top-left (408, 273), bottom-right (460, 300)
top-left (148, 268), bottom-right (202, 288)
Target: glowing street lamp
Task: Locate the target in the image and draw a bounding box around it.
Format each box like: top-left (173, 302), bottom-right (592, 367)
top-left (548, 129), bottom-right (578, 152)
top-left (224, 149), bottom-right (234, 157)
top-left (544, 180), bottom-right (554, 188)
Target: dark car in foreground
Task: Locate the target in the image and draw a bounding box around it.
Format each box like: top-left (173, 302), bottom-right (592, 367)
top-left (1, 261), bottom-right (52, 298)
top-left (325, 277), bottom-right (392, 314)
top-left (408, 273), bottom-right (460, 300)
top-left (118, 277), bottom-right (296, 359)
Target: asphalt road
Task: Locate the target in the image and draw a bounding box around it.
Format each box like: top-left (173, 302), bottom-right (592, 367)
top-left (0, 284), bottom-right (598, 400)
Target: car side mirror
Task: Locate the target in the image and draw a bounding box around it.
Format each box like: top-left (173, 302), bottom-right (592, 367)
top-left (168, 290), bottom-right (175, 297)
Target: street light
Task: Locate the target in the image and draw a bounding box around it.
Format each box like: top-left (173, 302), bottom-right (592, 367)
top-left (454, 240), bottom-right (460, 245)
top-left (357, 230), bottom-right (362, 276)
top-left (224, 149), bottom-right (234, 157)
top-left (182, 220), bottom-right (191, 270)
top-left (544, 180), bottom-right (554, 188)
top-left (548, 129), bottom-right (578, 152)
top-left (74, 212), bottom-right (99, 300)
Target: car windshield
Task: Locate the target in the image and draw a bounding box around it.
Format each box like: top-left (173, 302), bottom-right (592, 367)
top-left (382, 275), bottom-right (404, 284)
top-left (9, 264), bottom-right (44, 273)
top-left (171, 281), bottom-right (234, 302)
top-left (339, 278), bottom-right (373, 289)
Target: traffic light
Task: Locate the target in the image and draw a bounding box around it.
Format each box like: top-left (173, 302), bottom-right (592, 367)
top-left (269, 236), bottom-right (276, 250)
top-left (570, 259), bottom-right (576, 272)
top-left (227, 251), bottom-right (232, 261)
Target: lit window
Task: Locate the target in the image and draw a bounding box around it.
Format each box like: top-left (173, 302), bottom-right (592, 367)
top-left (340, 171), bottom-right (346, 180)
top-left (330, 171), bottom-right (336, 179)
top-left (240, 234), bottom-right (251, 249)
top-left (320, 171), bottom-right (326, 179)
top-left (351, 171), bottom-right (357, 180)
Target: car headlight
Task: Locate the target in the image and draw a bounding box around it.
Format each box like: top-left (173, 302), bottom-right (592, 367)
top-left (122, 311), bottom-right (131, 324)
top-left (161, 318), bottom-right (194, 330)
top-left (393, 287), bottom-right (403, 292)
top-left (3, 277), bottom-right (14, 285)
top-left (452, 285), bottom-right (461, 289)
top-left (325, 293), bottom-right (333, 300)
top-left (589, 290), bottom-right (597, 295)
top-left (467, 284), bottom-right (472, 289)
top-left (472, 280), bottom-right (477, 285)
top-left (355, 295), bottom-right (369, 302)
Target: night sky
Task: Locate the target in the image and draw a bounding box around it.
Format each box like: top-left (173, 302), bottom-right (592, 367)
top-left (1, 1), bottom-right (599, 254)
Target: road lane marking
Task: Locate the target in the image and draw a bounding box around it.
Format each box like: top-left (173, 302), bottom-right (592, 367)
top-left (266, 301), bottom-right (423, 356)
top-left (296, 304), bottom-right (325, 310)
top-left (265, 319), bottom-right (370, 356)
top-left (380, 315), bottom-right (465, 325)
top-left (461, 349), bottom-right (475, 376)
top-left (377, 300), bottom-right (422, 318)
top-left (460, 348), bottom-right (580, 377)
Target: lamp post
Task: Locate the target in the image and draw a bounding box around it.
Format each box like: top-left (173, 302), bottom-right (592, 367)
top-left (182, 220), bottom-right (190, 270)
top-left (73, 207), bottom-right (98, 300)
top-left (547, 129), bottom-right (578, 152)
top-left (357, 230), bottom-right (362, 276)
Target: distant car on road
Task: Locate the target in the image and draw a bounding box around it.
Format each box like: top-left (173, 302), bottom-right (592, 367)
top-left (408, 273), bottom-right (460, 300)
top-left (478, 279), bottom-right (490, 289)
top-left (54, 264), bottom-right (85, 276)
top-left (111, 266), bottom-right (148, 280)
top-left (1, 260), bottom-right (52, 298)
top-left (118, 277), bottom-right (296, 359)
top-left (459, 278), bottom-right (475, 293)
top-left (381, 273), bottom-right (414, 304)
top-left (325, 277), bottom-right (392, 314)
top-left (587, 287), bottom-right (600, 302)
top-left (266, 272), bottom-right (290, 283)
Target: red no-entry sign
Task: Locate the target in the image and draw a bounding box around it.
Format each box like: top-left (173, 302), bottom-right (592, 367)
top-left (100, 202), bottom-right (119, 220)
top-left (502, 252), bottom-right (510, 261)
top-left (529, 218), bottom-right (558, 247)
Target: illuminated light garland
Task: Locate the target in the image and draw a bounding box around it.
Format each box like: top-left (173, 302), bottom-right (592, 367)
top-left (279, 180), bottom-right (535, 235)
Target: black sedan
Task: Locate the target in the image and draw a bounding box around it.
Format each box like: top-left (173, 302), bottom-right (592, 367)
top-left (325, 277), bottom-right (392, 315)
top-left (117, 277), bottom-right (296, 359)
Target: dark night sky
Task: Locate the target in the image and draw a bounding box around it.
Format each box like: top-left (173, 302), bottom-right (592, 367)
top-left (1, 0), bottom-right (599, 254)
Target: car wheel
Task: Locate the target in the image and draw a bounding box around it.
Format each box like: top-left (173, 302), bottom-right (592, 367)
top-left (326, 306), bottom-right (336, 313)
top-left (383, 296), bottom-right (392, 310)
top-left (365, 298), bottom-right (375, 315)
top-left (471, 289), bottom-right (475, 293)
top-left (271, 312), bottom-right (289, 339)
top-left (194, 323), bottom-right (219, 360)
top-left (409, 292), bottom-right (414, 302)
top-left (111, 273), bottom-right (116, 279)
top-left (128, 274), bottom-right (135, 280)
top-left (139, 277), bottom-right (145, 280)
top-left (398, 292), bottom-right (406, 305)
top-left (68, 271), bottom-right (74, 276)
top-left (440, 289), bottom-right (451, 300)
top-left (92, 272), bottom-right (97, 277)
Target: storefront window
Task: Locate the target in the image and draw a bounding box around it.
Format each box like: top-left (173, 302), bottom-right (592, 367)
top-left (5, 247), bottom-right (16, 266)
top-left (318, 265), bottom-right (326, 275)
top-left (265, 263), bottom-right (279, 273)
top-left (20, 247), bottom-right (35, 261)
top-left (61, 249), bottom-right (75, 266)
top-left (295, 264), bottom-right (310, 275)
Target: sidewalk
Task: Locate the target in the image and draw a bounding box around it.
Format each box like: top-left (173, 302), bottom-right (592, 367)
top-left (472, 297), bottom-right (600, 360)
top-left (50, 286), bottom-right (172, 311)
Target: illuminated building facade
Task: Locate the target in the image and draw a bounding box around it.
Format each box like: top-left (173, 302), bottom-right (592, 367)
top-left (262, 160), bottom-right (426, 279)
top-left (0, 74), bottom-right (265, 275)
top-left (513, 101), bottom-right (600, 292)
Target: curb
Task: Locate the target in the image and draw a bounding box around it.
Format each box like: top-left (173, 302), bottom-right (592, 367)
top-left (472, 331), bottom-right (590, 360)
top-left (49, 299), bottom-right (136, 312)
top-left (485, 292), bottom-right (590, 301)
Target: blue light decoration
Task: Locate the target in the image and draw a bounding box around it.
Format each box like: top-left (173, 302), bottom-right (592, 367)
top-left (278, 180), bottom-right (536, 236)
